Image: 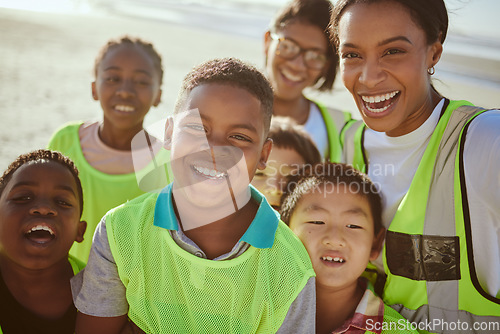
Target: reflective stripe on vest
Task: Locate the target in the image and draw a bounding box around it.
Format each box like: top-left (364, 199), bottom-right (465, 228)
top-left (383, 101), bottom-right (500, 333)
top-left (314, 101), bottom-right (352, 162)
top-left (343, 100), bottom-right (500, 333)
top-left (341, 119), bottom-right (366, 172)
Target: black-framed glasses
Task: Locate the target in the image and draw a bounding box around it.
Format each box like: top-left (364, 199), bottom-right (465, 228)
top-left (270, 33), bottom-right (328, 70)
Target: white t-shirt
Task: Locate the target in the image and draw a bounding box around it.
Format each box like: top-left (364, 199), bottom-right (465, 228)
top-left (365, 99), bottom-right (500, 298)
top-left (303, 102), bottom-right (329, 159)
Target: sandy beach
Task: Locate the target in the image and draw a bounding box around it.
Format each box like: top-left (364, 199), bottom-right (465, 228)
top-left (1, 4), bottom-right (499, 171)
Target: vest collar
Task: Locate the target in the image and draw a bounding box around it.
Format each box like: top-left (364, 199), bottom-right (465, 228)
top-left (154, 184), bottom-right (279, 249)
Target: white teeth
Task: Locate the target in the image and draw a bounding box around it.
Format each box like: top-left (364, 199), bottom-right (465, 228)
top-left (281, 69), bottom-right (303, 82)
top-left (28, 225), bottom-right (55, 235)
top-left (115, 105), bottom-right (135, 112)
top-left (322, 256), bottom-right (345, 263)
top-left (193, 165), bottom-right (226, 179)
top-left (361, 91), bottom-right (399, 104)
top-left (361, 91), bottom-right (399, 113)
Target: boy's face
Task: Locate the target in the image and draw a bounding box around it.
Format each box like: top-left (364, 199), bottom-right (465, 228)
top-left (288, 185), bottom-right (381, 291)
top-left (0, 161), bottom-right (86, 270)
top-left (252, 146), bottom-right (305, 210)
top-left (165, 83), bottom-right (272, 216)
top-left (92, 44), bottom-right (162, 135)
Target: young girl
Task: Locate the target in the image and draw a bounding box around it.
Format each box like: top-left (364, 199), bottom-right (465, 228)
top-left (331, 0), bottom-right (500, 329)
top-left (48, 36), bottom-right (168, 263)
top-left (251, 116), bottom-right (321, 210)
top-left (0, 149), bottom-right (87, 333)
top-left (264, 0), bottom-right (353, 161)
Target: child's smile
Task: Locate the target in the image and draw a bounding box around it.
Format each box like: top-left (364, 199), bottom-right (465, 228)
top-left (289, 185), bottom-right (379, 291)
top-left (165, 83), bottom-right (272, 228)
top-left (92, 43), bottom-right (162, 144)
top-left (0, 161), bottom-right (85, 270)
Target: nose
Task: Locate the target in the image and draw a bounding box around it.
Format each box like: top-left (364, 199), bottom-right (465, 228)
top-left (323, 225), bottom-right (345, 247)
top-left (116, 79), bottom-right (135, 98)
top-left (29, 199), bottom-right (57, 216)
top-left (358, 58), bottom-right (386, 88)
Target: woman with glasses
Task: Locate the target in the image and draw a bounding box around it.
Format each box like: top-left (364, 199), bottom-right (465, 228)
top-left (264, 0), bottom-right (352, 162)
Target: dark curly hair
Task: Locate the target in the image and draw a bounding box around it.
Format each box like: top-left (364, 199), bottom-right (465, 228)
top-left (175, 57), bottom-right (274, 133)
top-left (280, 162), bottom-right (382, 234)
top-left (0, 149), bottom-right (84, 217)
top-left (269, 0), bottom-right (337, 91)
top-left (93, 35), bottom-right (164, 85)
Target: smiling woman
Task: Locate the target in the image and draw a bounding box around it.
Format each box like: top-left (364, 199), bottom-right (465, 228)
top-left (264, 0), bottom-right (353, 161)
top-left (331, 0), bottom-right (500, 330)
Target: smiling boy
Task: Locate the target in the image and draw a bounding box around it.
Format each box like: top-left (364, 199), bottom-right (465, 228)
top-left (281, 163), bottom-right (418, 334)
top-left (72, 58), bottom-right (316, 334)
top-left (0, 150), bottom-right (87, 333)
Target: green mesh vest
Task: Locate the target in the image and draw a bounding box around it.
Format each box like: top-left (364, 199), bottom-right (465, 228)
top-left (106, 191), bottom-right (315, 333)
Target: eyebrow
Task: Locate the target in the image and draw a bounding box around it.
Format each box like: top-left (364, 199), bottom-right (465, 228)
top-left (200, 114), bottom-right (259, 134)
top-left (341, 35), bottom-right (412, 49)
top-left (303, 204), bottom-right (369, 218)
top-left (303, 204), bottom-right (329, 213)
top-left (103, 66), bottom-right (153, 77)
top-left (11, 182), bottom-right (77, 196)
top-left (281, 35), bottom-right (326, 52)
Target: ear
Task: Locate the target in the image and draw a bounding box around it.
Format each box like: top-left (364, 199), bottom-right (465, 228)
top-left (75, 221), bottom-right (87, 243)
top-left (427, 39), bottom-right (443, 69)
top-left (164, 117), bottom-right (174, 150)
top-left (257, 138), bottom-right (273, 170)
top-left (370, 227), bottom-right (386, 261)
top-left (153, 89), bottom-right (162, 107)
top-left (91, 82), bottom-right (98, 101)
top-left (264, 31), bottom-right (272, 59)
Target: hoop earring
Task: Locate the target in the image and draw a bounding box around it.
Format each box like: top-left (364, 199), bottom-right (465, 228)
top-left (427, 66), bottom-right (435, 75)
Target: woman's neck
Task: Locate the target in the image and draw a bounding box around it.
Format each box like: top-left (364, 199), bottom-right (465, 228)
top-left (315, 280), bottom-right (364, 334)
top-left (273, 95), bottom-right (311, 125)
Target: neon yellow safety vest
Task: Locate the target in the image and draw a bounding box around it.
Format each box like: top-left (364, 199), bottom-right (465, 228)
top-left (106, 192), bottom-right (315, 333)
top-left (343, 100), bottom-right (500, 333)
top-left (313, 100), bottom-right (354, 163)
top-left (48, 122), bottom-right (172, 263)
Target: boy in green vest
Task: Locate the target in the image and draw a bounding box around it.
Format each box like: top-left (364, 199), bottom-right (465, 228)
top-left (280, 163), bottom-right (419, 334)
top-left (72, 58), bottom-right (316, 334)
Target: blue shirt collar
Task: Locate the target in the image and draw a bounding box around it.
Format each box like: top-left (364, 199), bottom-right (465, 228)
top-left (153, 184), bottom-right (279, 249)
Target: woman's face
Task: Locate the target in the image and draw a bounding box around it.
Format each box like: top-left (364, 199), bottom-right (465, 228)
top-left (265, 21), bottom-right (329, 102)
top-left (337, 1), bottom-right (443, 136)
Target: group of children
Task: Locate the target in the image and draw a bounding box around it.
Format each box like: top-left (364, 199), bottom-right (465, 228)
top-left (2, 0), bottom-right (498, 333)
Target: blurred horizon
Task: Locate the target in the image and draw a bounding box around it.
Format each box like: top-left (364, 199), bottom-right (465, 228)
top-left (1, 0), bottom-right (500, 43)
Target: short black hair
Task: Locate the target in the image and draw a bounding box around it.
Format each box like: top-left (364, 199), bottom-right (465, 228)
top-left (0, 149), bottom-right (84, 217)
top-left (94, 35), bottom-right (164, 85)
top-left (270, 0), bottom-right (337, 91)
top-left (280, 162), bottom-right (382, 234)
top-left (175, 58), bottom-right (274, 134)
top-left (268, 116), bottom-right (321, 166)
